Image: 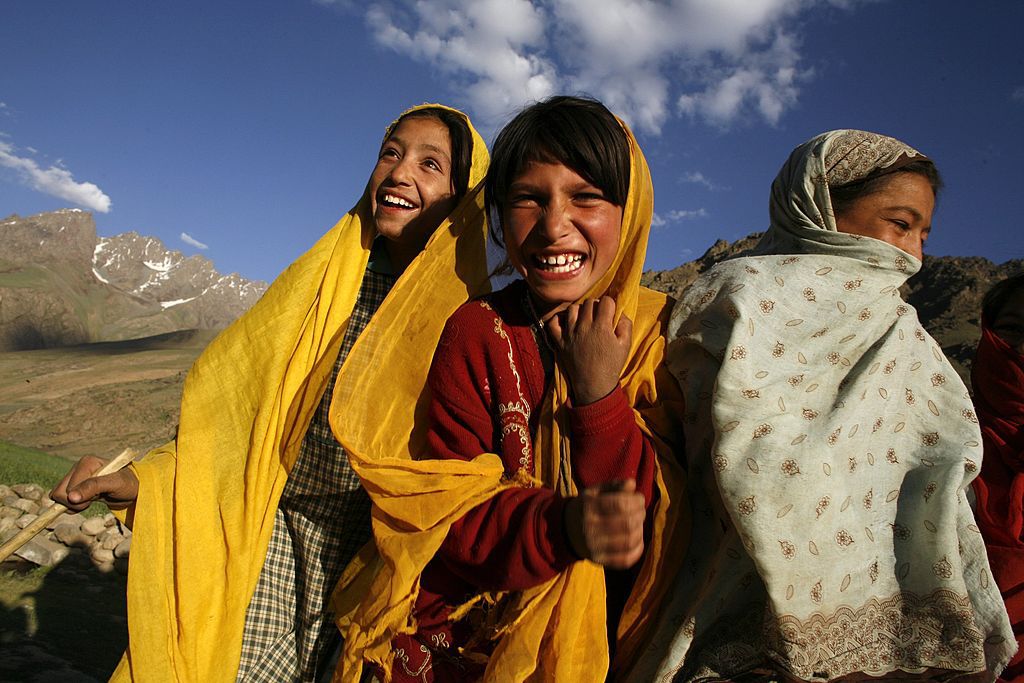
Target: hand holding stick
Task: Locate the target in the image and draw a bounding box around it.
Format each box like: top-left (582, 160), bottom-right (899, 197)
top-left (0, 448), bottom-right (137, 564)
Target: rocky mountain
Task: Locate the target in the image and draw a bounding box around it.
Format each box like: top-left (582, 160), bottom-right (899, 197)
top-left (642, 233), bottom-right (1024, 384)
top-left (0, 209), bottom-right (267, 351)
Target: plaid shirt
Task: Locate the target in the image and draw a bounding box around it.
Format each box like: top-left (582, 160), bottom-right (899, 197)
top-left (236, 265), bottom-right (395, 682)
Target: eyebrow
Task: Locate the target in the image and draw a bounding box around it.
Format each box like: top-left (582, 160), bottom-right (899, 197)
top-left (388, 135), bottom-right (451, 163)
top-left (885, 204), bottom-right (924, 221)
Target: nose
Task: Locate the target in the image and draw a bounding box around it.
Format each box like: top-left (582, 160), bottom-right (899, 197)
top-left (537, 199), bottom-right (571, 241)
top-left (909, 238), bottom-right (924, 262)
top-left (388, 156), bottom-right (414, 185)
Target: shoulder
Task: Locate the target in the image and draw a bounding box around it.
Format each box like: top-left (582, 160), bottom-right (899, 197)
top-left (433, 284), bottom-right (523, 369)
top-left (439, 281), bottom-right (529, 340)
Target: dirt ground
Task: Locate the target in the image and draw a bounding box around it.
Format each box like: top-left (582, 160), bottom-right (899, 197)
top-left (0, 330), bottom-right (215, 462)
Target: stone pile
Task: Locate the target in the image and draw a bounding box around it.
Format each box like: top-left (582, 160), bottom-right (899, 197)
top-left (0, 483), bottom-right (130, 573)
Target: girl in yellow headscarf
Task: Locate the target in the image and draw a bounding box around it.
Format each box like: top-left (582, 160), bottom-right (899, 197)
top-left (330, 96), bottom-right (688, 681)
top-left (49, 104), bottom-right (490, 682)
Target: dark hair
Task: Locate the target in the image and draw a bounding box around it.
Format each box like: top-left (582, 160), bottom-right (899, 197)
top-left (386, 107), bottom-right (473, 200)
top-left (484, 95), bottom-right (630, 245)
top-left (830, 159), bottom-right (943, 217)
top-left (982, 272), bottom-right (1024, 323)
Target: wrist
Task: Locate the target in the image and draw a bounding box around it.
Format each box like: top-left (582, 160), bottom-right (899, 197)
top-left (563, 496), bottom-right (588, 560)
top-left (572, 381), bottom-right (618, 406)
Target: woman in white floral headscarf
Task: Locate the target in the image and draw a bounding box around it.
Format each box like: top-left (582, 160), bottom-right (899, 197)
top-left (629, 130), bottom-right (1015, 682)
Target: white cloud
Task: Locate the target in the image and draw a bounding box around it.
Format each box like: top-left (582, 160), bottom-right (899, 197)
top-left (180, 232), bottom-right (209, 250)
top-left (0, 140), bottom-right (112, 212)
top-left (681, 171), bottom-right (725, 191)
top-left (652, 208), bottom-right (708, 228)
top-left (1012, 86), bottom-right (1024, 103)
top-left (355, 0), bottom-right (856, 133)
top-left (365, 0), bottom-right (556, 126)
top-left (667, 208), bottom-right (708, 221)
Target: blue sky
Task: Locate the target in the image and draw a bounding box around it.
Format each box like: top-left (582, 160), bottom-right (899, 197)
top-left (1, 0), bottom-right (1022, 283)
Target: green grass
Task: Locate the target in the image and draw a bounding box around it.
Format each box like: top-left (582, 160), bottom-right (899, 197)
top-left (0, 442), bottom-right (68, 489)
top-left (0, 441), bottom-right (109, 517)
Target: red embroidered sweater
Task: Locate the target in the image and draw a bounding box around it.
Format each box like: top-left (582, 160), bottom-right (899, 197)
top-left (387, 281), bottom-right (658, 680)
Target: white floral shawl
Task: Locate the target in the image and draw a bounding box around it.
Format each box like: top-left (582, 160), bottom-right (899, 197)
top-left (631, 130), bottom-right (1014, 682)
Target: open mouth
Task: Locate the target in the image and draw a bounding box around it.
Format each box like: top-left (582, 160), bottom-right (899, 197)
top-left (380, 193), bottom-right (416, 209)
top-left (533, 252), bottom-right (585, 274)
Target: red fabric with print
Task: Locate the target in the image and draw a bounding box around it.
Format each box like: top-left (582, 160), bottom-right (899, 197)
top-left (387, 280), bottom-right (658, 682)
top-left (972, 324), bottom-right (1024, 681)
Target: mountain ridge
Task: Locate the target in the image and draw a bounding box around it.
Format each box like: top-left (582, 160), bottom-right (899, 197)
top-left (0, 209), bottom-right (268, 351)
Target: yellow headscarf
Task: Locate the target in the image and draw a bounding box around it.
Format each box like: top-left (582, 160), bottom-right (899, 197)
top-left (330, 113), bottom-right (689, 682)
top-left (109, 105), bottom-right (490, 682)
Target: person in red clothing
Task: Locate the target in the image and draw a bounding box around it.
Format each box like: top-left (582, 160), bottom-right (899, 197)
top-left (973, 272), bottom-right (1024, 682)
top-left (378, 96), bottom-right (684, 681)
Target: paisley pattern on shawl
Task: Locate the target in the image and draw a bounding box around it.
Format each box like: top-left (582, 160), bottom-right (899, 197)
top-left (629, 130), bottom-right (1015, 682)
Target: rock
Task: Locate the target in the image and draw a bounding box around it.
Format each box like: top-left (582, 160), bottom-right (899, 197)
top-left (0, 527), bottom-right (19, 543)
top-left (0, 484), bottom-right (11, 498)
top-left (14, 537), bottom-right (69, 567)
top-left (80, 516), bottom-right (106, 536)
top-left (58, 511), bottom-right (83, 526)
top-left (97, 527), bottom-right (121, 544)
top-left (90, 546), bottom-right (114, 564)
top-left (11, 484), bottom-right (44, 501)
top-left (0, 506), bottom-right (21, 520)
top-left (100, 535), bottom-right (121, 551)
top-left (0, 517), bottom-right (15, 535)
top-left (2, 495), bottom-right (22, 507)
top-left (52, 522), bottom-right (87, 546)
top-left (15, 513), bottom-right (38, 529)
top-left (114, 537), bottom-right (131, 558)
top-left (11, 498), bottom-right (40, 515)
top-left (103, 512), bottom-right (117, 527)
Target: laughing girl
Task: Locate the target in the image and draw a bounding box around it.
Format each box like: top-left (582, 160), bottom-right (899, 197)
top-left (330, 96), bottom-right (686, 681)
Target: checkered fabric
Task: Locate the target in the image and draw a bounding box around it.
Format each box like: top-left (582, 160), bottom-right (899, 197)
top-left (236, 268), bottom-right (395, 682)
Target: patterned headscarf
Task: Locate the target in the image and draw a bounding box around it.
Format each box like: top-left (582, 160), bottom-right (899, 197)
top-left (627, 130), bottom-right (1014, 682)
top-left (757, 129), bottom-right (927, 273)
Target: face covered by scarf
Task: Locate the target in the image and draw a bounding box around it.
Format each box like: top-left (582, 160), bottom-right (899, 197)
top-left (627, 130), bottom-right (1015, 682)
top-left (328, 113), bottom-right (687, 683)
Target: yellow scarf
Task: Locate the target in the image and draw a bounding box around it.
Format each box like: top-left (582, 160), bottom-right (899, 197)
top-left (109, 105), bottom-right (490, 682)
top-left (330, 118), bottom-right (689, 682)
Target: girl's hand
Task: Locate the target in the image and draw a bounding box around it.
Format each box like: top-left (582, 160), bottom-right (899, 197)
top-left (50, 455), bottom-right (139, 512)
top-left (546, 297), bottom-right (632, 405)
top-left (564, 479), bottom-right (645, 569)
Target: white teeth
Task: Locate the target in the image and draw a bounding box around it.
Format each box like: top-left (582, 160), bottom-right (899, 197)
top-left (383, 194), bottom-right (414, 208)
top-left (535, 253), bottom-right (583, 273)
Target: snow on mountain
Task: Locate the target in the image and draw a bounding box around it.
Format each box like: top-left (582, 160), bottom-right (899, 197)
top-left (0, 209), bottom-right (269, 350)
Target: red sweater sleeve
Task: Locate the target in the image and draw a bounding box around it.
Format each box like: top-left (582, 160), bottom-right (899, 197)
top-left (568, 387), bottom-right (657, 508)
top-left (426, 302), bottom-right (577, 592)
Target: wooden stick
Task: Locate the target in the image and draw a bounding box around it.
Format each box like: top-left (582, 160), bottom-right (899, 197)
top-left (0, 448), bottom-right (137, 564)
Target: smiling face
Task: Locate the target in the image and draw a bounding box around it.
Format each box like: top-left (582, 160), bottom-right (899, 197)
top-left (992, 288), bottom-right (1024, 355)
top-left (503, 161), bottom-right (623, 317)
top-left (833, 172), bottom-right (935, 261)
top-left (369, 116), bottom-right (457, 263)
